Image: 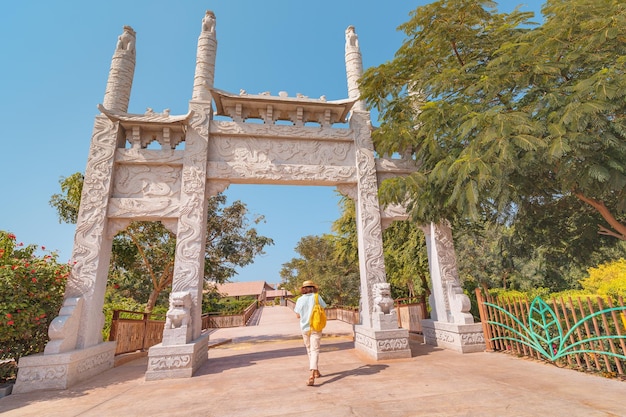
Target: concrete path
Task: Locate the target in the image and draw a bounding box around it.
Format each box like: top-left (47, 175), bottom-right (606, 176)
top-left (1, 306), bottom-right (624, 417)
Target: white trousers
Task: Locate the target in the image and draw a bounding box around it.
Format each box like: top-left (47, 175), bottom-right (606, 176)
top-left (302, 330), bottom-right (322, 371)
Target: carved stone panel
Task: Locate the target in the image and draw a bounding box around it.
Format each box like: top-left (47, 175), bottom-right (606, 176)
top-left (113, 165), bottom-right (182, 199)
top-left (208, 135), bottom-right (354, 167)
top-left (207, 161), bottom-right (356, 185)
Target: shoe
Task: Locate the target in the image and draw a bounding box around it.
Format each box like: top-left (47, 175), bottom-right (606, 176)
top-left (313, 370), bottom-right (321, 378)
top-left (307, 376), bottom-right (315, 386)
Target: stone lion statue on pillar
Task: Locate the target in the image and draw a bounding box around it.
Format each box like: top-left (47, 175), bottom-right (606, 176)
top-left (165, 291), bottom-right (192, 329)
top-left (373, 282), bottom-right (396, 315)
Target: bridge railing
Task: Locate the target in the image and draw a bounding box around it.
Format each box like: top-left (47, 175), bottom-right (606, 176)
top-left (200, 301), bottom-right (259, 329)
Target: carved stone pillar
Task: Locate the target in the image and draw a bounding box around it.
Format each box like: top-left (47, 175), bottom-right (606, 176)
top-left (146, 102), bottom-right (211, 380)
top-left (15, 24), bottom-right (140, 393)
top-left (14, 115), bottom-right (120, 393)
top-left (146, 13), bottom-right (215, 379)
top-left (421, 222), bottom-right (485, 353)
top-left (345, 26), bottom-right (410, 360)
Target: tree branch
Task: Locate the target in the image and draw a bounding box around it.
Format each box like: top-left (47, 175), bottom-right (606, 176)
top-left (574, 192), bottom-right (626, 241)
top-left (451, 41), bottom-right (465, 67)
top-left (598, 225), bottom-right (625, 240)
top-left (127, 231), bottom-right (159, 288)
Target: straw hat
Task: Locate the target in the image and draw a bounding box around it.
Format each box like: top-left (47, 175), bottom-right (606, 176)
top-left (301, 280), bottom-right (318, 289)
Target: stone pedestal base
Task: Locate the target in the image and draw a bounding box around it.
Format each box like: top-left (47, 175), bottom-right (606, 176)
top-left (421, 319), bottom-right (485, 353)
top-left (354, 325), bottom-right (411, 360)
top-left (13, 341), bottom-right (116, 394)
top-left (145, 334), bottom-right (208, 381)
top-left (372, 312), bottom-right (399, 330)
top-left (162, 326), bottom-right (192, 346)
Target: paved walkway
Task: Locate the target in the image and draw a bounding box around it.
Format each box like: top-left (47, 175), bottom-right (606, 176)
top-left (1, 306), bottom-right (624, 417)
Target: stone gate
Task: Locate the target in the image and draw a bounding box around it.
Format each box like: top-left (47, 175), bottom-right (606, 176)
top-left (14, 11), bottom-right (484, 393)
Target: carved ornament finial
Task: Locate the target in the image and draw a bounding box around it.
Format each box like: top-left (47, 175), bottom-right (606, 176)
top-left (345, 25), bottom-right (358, 48)
top-left (116, 26), bottom-right (136, 52)
top-left (202, 10), bottom-right (216, 33)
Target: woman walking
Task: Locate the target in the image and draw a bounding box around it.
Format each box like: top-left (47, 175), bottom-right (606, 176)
top-left (294, 280), bottom-right (327, 386)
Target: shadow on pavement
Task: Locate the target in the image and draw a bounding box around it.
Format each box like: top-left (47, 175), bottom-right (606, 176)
top-left (200, 340), bottom-right (355, 375)
top-left (315, 364), bottom-right (389, 387)
top-left (409, 338), bottom-right (442, 357)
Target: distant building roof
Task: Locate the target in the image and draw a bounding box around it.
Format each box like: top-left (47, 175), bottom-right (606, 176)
top-left (215, 281), bottom-right (274, 298)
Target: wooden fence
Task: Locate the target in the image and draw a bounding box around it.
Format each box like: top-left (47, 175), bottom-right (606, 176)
top-left (108, 310), bottom-right (165, 356)
top-left (201, 301), bottom-right (258, 329)
top-left (110, 301), bottom-right (259, 356)
top-left (475, 289), bottom-right (626, 378)
top-left (395, 299), bottom-right (428, 333)
top-left (326, 306), bottom-right (360, 324)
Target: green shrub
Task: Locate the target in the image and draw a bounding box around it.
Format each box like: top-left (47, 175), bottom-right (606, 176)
top-left (580, 258), bottom-right (626, 301)
top-left (488, 287), bottom-right (551, 301)
top-left (0, 231), bottom-right (70, 383)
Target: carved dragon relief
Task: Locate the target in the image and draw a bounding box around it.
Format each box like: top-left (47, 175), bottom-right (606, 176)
top-left (172, 206), bottom-right (203, 291)
top-left (65, 117), bottom-right (117, 298)
top-left (433, 222), bottom-right (473, 324)
top-left (170, 105), bottom-right (211, 322)
top-left (351, 111), bottom-right (388, 321)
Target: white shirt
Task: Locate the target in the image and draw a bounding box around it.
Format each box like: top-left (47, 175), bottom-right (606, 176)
top-left (294, 292), bottom-right (327, 332)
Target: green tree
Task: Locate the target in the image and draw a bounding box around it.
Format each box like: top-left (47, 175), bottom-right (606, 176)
top-left (280, 234), bottom-right (360, 307)
top-left (49, 172), bottom-right (83, 224)
top-left (0, 231), bottom-right (70, 382)
top-left (50, 173), bottom-right (273, 312)
top-left (360, 0), bottom-right (626, 240)
top-left (281, 195), bottom-right (432, 305)
top-left (108, 221), bottom-right (176, 312)
top-left (382, 221), bottom-right (430, 302)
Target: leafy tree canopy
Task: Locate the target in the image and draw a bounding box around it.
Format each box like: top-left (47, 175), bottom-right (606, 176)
top-left (360, 0), bottom-right (626, 240)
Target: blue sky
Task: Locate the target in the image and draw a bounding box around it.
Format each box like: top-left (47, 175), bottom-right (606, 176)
top-left (0, 1), bottom-right (543, 284)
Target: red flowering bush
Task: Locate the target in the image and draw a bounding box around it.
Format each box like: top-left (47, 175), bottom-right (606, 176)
top-left (0, 231), bottom-right (70, 383)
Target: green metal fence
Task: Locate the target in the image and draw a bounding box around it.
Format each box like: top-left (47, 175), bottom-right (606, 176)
top-left (475, 289), bottom-right (626, 378)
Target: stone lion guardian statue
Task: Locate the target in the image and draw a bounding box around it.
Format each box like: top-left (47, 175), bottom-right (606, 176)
top-left (373, 282), bottom-right (396, 315)
top-left (165, 291), bottom-right (192, 329)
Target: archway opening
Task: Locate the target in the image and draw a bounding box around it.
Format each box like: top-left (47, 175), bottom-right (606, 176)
top-left (223, 184), bottom-right (342, 286)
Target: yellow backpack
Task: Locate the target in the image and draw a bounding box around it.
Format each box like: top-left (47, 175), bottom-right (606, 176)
top-left (310, 293), bottom-right (327, 332)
